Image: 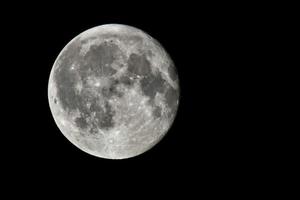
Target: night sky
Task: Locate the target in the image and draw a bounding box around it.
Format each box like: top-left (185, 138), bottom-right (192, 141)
top-left (1, 1), bottom-right (268, 196)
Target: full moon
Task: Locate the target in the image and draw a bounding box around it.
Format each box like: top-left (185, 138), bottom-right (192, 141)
top-left (48, 24), bottom-right (180, 159)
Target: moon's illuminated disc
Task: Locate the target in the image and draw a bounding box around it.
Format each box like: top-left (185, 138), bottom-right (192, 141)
top-left (48, 24), bottom-right (180, 159)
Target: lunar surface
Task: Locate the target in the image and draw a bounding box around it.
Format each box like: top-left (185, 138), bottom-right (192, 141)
top-left (48, 24), bottom-right (179, 159)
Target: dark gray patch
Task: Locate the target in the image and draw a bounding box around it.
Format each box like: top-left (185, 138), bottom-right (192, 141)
top-left (90, 100), bottom-right (115, 130)
top-left (83, 42), bottom-right (119, 76)
top-left (168, 62), bottom-right (178, 81)
top-left (101, 87), bottom-right (113, 98)
top-left (153, 106), bottom-right (162, 118)
top-left (146, 50), bottom-right (154, 57)
top-left (80, 36), bottom-right (97, 44)
top-left (98, 101), bottom-right (116, 129)
top-left (54, 38), bottom-right (85, 112)
top-left (75, 116), bottom-right (88, 129)
top-left (77, 66), bottom-right (91, 83)
top-left (89, 99), bottom-right (102, 114)
top-left (78, 105), bottom-right (90, 120)
top-left (127, 53), bottom-right (151, 76)
top-left (119, 73), bottom-right (135, 86)
top-left (89, 123), bottom-right (99, 134)
top-left (54, 64), bottom-right (81, 111)
top-left (140, 72), bottom-right (165, 101)
top-left (54, 98), bottom-right (57, 104)
top-left (165, 86), bottom-right (179, 112)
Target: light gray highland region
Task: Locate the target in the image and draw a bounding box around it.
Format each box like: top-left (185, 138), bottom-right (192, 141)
top-left (48, 24), bottom-right (180, 159)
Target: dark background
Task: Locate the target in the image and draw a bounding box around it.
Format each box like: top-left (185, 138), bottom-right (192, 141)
top-left (1, 1), bottom-right (277, 195)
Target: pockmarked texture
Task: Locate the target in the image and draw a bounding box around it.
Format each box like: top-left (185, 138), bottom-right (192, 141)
top-left (48, 24), bottom-right (180, 159)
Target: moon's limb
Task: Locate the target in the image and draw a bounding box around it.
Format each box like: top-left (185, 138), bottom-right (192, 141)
top-left (48, 24), bottom-right (179, 159)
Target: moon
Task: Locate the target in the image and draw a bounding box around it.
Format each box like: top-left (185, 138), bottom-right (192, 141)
top-left (48, 24), bottom-right (180, 159)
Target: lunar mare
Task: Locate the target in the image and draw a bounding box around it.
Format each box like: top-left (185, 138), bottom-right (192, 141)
top-left (48, 24), bottom-right (179, 159)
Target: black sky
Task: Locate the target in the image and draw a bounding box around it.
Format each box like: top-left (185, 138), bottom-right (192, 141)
top-left (1, 2), bottom-right (271, 195)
